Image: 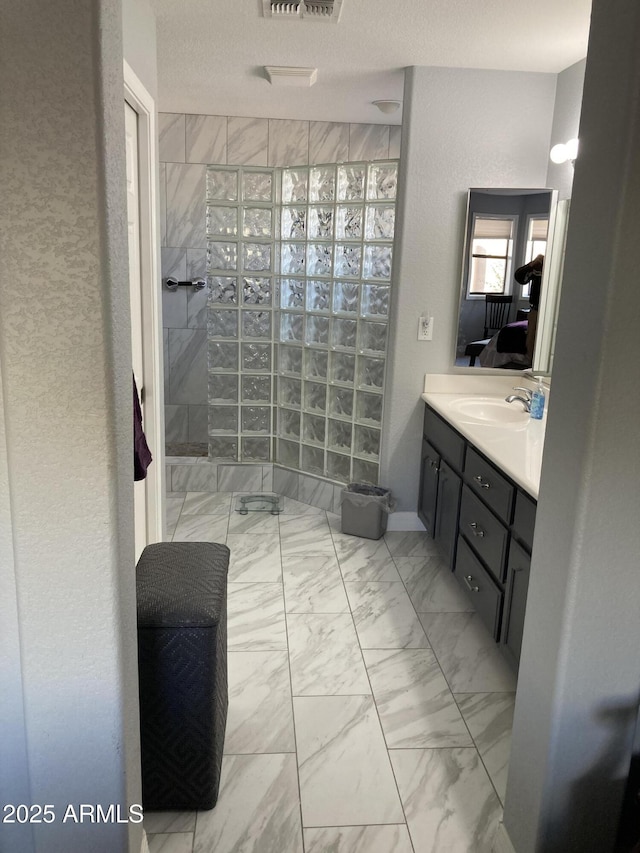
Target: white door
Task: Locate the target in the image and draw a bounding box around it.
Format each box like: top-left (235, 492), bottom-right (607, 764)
top-left (125, 101), bottom-right (148, 561)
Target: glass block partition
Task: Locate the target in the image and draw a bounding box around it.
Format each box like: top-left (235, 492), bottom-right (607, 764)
top-left (276, 162), bottom-right (397, 485)
top-left (207, 167), bottom-right (276, 462)
top-left (206, 160), bottom-right (398, 483)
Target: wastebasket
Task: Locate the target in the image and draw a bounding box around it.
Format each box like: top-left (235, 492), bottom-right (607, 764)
top-left (341, 483), bottom-right (394, 540)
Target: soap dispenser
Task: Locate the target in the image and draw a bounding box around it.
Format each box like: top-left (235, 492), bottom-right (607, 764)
top-left (530, 377), bottom-right (546, 420)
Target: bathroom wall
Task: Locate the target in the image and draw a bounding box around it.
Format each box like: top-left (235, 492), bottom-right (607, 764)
top-left (1, 1), bottom-right (150, 850)
top-left (546, 58), bottom-right (587, 200)
top-left (504, 2), bottom-right (640, 847)
top-left (382, 66), bottom-right (561, 511)
top-left (122, 0), bottom-right (157, 100)
top-left (159, 113), bottom-right (401, 454)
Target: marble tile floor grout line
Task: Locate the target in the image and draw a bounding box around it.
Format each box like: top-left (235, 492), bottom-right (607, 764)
top-left (334, 562), bottom-right (417, 853)
top-left (389, 558), bottom-right (513, 809)
top-left (283, 555), bottom-right (312, 853)
top-left (148, 489), bottom-right (514, 853)
top-left (328, 514), bottom-right (425, 848)
top-left (383, 547), bottom-right (508, 803)
top-left (383, 541), bottom-right (515, 807)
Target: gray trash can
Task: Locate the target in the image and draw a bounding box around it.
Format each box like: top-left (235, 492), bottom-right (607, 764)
top-left (341, 483), bottom-right (393, 540)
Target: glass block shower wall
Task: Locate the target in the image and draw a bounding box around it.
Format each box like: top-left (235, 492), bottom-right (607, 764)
top-left (206, 167), bottom-right (276, 462)
top-left (206, 160), bottom-right (398, 483)
top-left (276, 161), bottom-right (397, 485)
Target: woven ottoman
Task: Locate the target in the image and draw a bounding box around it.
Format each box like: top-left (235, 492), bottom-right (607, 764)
top-left (136, 541), bottom-right (229, 811)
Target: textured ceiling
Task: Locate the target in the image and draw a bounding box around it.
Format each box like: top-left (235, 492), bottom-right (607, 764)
top-left (150, 0), bottom-right (592, 124)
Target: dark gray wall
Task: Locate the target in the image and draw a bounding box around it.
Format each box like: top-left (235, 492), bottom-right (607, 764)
top-left (503, 1), bottom-right (640, 849)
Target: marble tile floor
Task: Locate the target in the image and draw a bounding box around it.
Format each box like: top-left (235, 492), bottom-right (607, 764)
top-left (147, 492), bottom-right (516, 853)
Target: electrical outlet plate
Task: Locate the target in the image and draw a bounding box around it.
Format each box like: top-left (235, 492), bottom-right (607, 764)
top-left (418, 316), bottom-right (433, 341)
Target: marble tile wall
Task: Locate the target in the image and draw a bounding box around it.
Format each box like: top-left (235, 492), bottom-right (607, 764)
top-left (159, 112), bottom-right (401, 173)
top-left (166, 459), bottom-right (346, 514)
top-left (159, 112), bottom-right (401, 455)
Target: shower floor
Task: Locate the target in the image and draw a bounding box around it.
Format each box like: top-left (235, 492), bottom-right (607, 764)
top-left (166, 442), bottom-right (207, 457)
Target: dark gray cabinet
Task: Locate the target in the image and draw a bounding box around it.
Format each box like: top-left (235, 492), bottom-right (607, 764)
top-left (501, 539), bottom-right (531, 669)
top-left (464, 446), bottom-right (515, 523)
top-left (459, 486), bottom-right (509, 584)
top-left (456, 446), bottom-right (513, 641)
top-left (454, 536), bottom-right (502, 638)
top-left (418, 408), bottom-right (464, 569)
top-left (419, 439), bottom-right (440, 535)
top-left (420, 402), bottom-right (537, 670)
top-left (435, 460), bottom-right (462, 570)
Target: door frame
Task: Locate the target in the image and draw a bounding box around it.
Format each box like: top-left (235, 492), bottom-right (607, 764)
top-left (124, 60), bottom-right (165, 543)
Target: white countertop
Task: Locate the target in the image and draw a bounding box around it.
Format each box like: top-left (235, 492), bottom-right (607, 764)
top-left (421, 374), bottom-right (549, 499)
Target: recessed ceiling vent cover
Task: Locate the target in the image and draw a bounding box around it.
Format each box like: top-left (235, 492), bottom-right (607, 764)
top-left (262, 0), bottom-right (344, 22)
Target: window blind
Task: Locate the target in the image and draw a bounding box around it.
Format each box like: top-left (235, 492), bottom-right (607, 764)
top-left (529, 218), bottom-right (549, 240)
top-left (473, 217), bottom-right (514, 240)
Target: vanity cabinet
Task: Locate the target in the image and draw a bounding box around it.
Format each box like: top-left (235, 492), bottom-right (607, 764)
top-left (420, 403), bottom-right (537, 670)
top-left (459, 486), bottom-right (510, 584)
top-left (435, 461), bottom-right (462, 570)
top-left (418, 408), bottom-right (464, 569)
top-left (453, 537), bottom-right (502, 637)
top-left (501, 539), bottom-right (531, 668)
top-left (419, 440), bottom-right (440, 536)
top-left (500, 490), bottom-right (536, 668)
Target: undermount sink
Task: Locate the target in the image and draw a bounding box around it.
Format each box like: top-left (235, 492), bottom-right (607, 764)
top-left (448, 396), bottom-right (530, 425)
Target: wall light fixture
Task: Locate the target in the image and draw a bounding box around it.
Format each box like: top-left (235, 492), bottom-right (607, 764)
top-left (550, 137), bottom-right (579, 165)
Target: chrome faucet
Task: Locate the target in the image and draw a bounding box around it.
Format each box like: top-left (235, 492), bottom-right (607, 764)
top-left (505, 386), bottom-right (532, 413)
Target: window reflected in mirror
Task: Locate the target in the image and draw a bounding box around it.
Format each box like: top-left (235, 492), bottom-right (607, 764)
top-left (468, 216), bottom-right (515, 297)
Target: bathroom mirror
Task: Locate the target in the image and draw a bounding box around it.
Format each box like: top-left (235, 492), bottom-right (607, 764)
top-left (455, 188), bottom-right (564, 375)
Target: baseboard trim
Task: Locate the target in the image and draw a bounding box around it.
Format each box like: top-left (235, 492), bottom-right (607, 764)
top-left (492, 822), bottom-right (516, 853)
top-left (386, 512), bottom-right (426, 531)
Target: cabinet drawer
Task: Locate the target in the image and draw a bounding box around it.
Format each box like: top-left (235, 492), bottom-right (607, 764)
top-left (459, 487), bottom-right (509, 583)
top-left (464, 447), bottom-right (515, 522)
top-left (513, 490), bottom-right (537, 552)
top-left (454, 536), bottom-right (503, 639)
top-left (424, 406), bottom-right (465, 472)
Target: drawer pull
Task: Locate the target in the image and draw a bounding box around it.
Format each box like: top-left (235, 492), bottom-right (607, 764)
top-left (429, 459), bottom-right (440, 472)
top-left (464, 574), bottom-right (480, 593)
top-left (468, 522), bottom-right (485, 538)
top-left (473, 474), bottom-right (490, 490)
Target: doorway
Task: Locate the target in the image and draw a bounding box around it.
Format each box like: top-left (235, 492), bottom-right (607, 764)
top-left (124, 61), bottom-right (165, 556)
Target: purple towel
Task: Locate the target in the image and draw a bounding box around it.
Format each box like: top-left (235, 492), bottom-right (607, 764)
top-left (134, 375), bottom-right (153, 481)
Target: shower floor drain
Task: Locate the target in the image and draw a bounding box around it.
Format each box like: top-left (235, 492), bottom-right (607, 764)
top-left (234, 493), bottom-right (284, 515)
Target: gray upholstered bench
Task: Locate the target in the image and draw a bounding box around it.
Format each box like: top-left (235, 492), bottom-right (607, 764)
top-left (136, 541), bottom-right (229, 811)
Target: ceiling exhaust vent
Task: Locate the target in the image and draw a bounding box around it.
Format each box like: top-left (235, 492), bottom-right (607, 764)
top-left (262, 0), bottom-right (344, 23)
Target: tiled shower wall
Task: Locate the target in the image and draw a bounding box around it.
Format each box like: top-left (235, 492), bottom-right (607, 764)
top-left (160, 113), bottom-right (401, 455)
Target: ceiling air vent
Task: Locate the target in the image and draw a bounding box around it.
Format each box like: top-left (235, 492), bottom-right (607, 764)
top-left (262, 0), bottom-right (344, 22)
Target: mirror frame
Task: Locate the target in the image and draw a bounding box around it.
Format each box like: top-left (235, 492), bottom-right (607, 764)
top-left (532, 198), bottom-right (570, 375)
top-left (454, 187), bottom-right (560, 375)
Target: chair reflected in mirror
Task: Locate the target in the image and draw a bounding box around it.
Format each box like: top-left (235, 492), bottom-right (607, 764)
top-left (464, 295), bottom-right (513, 366)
